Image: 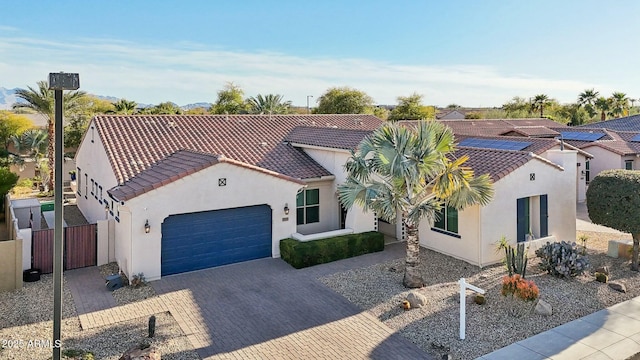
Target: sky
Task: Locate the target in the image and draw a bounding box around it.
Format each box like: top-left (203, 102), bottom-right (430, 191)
top-left (1, 0), bottom-right (639, 107)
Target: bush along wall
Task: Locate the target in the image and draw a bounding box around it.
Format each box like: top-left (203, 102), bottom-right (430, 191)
top-left (280, 231), bottom-right (384, 269)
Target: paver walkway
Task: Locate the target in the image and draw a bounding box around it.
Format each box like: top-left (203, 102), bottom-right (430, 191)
top-left (66, 243), bottom-right (433, 360)
top-left (65, 266), bottom-right (116, 314)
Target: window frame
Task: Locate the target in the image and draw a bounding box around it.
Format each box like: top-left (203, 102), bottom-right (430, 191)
top-left (296, 188), bottom-right (320, 225)
top-left (625, 160), bottom-right (634, 170)
top-left (432, 204), bottom-right (460, 238)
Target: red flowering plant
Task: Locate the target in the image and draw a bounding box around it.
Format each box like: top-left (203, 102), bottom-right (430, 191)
top-left (501, 274), bottom-right (539, 302)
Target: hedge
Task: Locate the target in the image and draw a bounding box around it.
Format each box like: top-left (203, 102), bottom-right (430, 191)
top-left (280, 231), bottom-right (384, 269)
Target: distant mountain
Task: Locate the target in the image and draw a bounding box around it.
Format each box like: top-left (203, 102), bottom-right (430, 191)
top-left (0, 86), bottom-right (210, 111)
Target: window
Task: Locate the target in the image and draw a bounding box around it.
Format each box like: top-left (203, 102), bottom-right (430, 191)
top-left (296, 189), bottom-right (319, 225)
top-left (99, 185), bottom-right (103, 201)
top-left (84, 174), bottom-right (88, 198)
top-left (585, 161), bottom-right (590, 184)
top-left (433, 205), bottom-right (458, 234)
top-left (517, 195), bottom-right (548, 242)
top-left (91, 179), bottom-right (95, 196)
top-left (626, 160), bottom-right (634, 170)
top-left (77, 168), bottom-right (82, 195)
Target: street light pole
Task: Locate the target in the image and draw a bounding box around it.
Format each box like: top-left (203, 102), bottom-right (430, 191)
top-left (48, 72), bottom-right (79, 360)
top-left (306, 95), bottom-right (313, 114)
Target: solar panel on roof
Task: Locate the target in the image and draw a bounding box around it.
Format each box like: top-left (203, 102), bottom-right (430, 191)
top-left (559, 131), bottom-right (605, 141)
top-left (458, 138), bottom-right (532, 151)
top-left (631, 134), bottom-right (640, 142)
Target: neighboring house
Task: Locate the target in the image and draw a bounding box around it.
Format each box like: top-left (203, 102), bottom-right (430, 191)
top-left (75, 114), bottom-right (383, 280)
top-left (436, 109), bottom-right (466, 120)
top-left (579, 115), bottom-right (640, 132)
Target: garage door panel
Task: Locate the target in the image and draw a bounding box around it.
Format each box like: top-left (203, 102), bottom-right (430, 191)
top-left (161, 205), bottom-right (272, 276)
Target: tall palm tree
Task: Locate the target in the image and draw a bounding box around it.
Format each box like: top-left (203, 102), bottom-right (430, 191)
top-left (247, 94), bottom-right (292, 114)
top-left (578, 89), bottom-right (599, 118)
top-left (13, 81), bottom-right (86, 190)
top-left (609, 92), bottom-right (629, 118)
top-left (112, 99), bottom-right (138, 114)
top-left (338, 121), bottom-right (494, 288)
top-left (531, 94), bottom-right (550, 118)
top-left (594, 97), bottom-right (611, 121)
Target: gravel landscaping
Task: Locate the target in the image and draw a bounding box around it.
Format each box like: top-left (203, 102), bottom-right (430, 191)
top-left (98, 262), bottom-right (156, 306)
top-left (319, 230), bottom-right (640, 360)
top-left (0, 274), bottom-right (198, 360)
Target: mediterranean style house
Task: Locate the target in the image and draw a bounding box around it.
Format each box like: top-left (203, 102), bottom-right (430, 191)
top-left (74, 115), bottom-right (582, 279)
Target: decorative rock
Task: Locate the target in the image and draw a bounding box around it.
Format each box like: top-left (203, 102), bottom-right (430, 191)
top-left (534, 299), bottom-right (552, 316)
top-left (119, 346), bottom-right (160, 360)
top-left (595, 272), bottom-right (608, 283)
top-left (609, 281), bottom-right (627, 293)
top-left (406, 291), bottom-right (428, 308)
top-left (595, 266), bottom-right (610, 276)
top-left (474, 294), bottom-right (486, 305)
top-left (402, 300), bottom-right (411, 310)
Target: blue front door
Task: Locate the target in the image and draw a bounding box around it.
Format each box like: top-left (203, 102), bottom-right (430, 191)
top-left (161, 205), bottom-right (272, 276)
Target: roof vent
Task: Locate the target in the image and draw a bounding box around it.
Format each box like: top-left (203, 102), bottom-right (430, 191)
top-left (354, 118), bottom-right (362, 125)
top-left (311, 121), bottom-right (316, 126)
top-left (167, 121), bottom-right (176, 127)
top-left (260, 142), bottom-right (268, 147)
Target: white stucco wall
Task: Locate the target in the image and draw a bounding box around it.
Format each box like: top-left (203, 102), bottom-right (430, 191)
top-left (75, 120), bottom-right (118, 223)
top-left (576, 154), bottom-right (588, 203)
top-left (581, 146), bottom-right (623, 180)
top-left (419, 150), bottom-right (578, 267)
top-left (419, 204), bottom-right (481, 264)
top-left (116, 162), bottom-right (303, 280)
top-left (479, 150), bottom-right (577, 266)
top-left (302, 147), bottom-right (351, 185)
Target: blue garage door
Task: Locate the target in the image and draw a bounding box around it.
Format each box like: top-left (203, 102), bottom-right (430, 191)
top-left (161, 205), bottom-right (272, 276)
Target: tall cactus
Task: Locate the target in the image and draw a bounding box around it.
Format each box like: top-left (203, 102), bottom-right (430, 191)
top-left (505, 243), bottom-right (528, 278)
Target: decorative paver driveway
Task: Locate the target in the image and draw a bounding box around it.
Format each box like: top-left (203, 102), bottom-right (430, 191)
top-left (69, 243), bottom-right (433, 359)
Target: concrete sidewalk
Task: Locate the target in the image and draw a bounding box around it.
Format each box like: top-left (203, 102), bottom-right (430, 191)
top-left (478, 296), bottom-right (640, 359)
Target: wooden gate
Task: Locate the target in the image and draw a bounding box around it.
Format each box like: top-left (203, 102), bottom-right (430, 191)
top-left (32, 224), bottom-right (97, 274)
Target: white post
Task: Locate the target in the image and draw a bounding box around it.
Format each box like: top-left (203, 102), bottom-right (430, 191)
top-left (459, 278), bottom-right (485, 340)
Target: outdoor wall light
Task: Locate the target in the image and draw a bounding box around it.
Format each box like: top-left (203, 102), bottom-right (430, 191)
top-left (144, 220), bottom-right (151, 234)
top-left (284, 204), bottom-right (290, 215)
top-left (104, 203), bottom-right (109, 213)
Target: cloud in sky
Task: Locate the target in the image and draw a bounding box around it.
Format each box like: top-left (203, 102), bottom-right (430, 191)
top-left (0, 35), bottom-right (603, 107)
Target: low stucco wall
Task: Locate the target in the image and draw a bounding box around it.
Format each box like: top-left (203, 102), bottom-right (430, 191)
top-left (0, 239), bottom-right (23, 291)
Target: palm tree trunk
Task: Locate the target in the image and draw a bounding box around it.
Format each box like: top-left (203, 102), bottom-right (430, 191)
top-left (632, 233), bottom-right (639, 271)
top-left (47, 118), bottom-right (54, 191)
top-left (403, 222), bottom-right (424, 288)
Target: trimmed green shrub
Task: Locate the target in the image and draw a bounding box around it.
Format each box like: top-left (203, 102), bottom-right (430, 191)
top-left (280, 231), bottom-right (384, 269)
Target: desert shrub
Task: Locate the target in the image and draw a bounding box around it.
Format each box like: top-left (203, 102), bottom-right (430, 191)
top-left (535, 241), bottom-right (589, 278)
top-left (501, 274), bottom-right (539, 301)
top-left (130, 272), bottom-right (146, 288)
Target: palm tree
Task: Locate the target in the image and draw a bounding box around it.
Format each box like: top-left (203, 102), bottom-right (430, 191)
top-left (594, 97), bottom-right (611, 121)
top-left (247, 94), bottom-right (292, 114)
top-left (337, 121), bottom-right (494, 288)
top-left (13, 81), bottom-right (86, 190)
top-left (609, 92), bottom-right (629, 118)
top-left (578, 89), bottom-right (599, 118)
top-left (112, 99), bottom-right (138, 114)
top-left (531, 94), bottom-right (550, 118)
top-left (12, 129), bottom-right (47, 159)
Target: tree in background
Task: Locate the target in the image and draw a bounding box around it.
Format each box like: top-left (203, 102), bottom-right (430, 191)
top-left (372, 106), bottom-right (390, 120)
top-left (0, 167), bottom-right (19, 207)
top-left (388, 93), bottom-right (435, 121)
top-left (12, 129), bottom-right (47, 160)
top-left (13, 80), bottom-right (86, 190)
top-left (211, 82), bottom-right (248, 114)
top-left (587, 169), bottom-right (640, 270)
top-left (247, 94), bottom-right (292, 114)
top-left (0, 111), bottom-right (33, 150)
top-left (609, 92), bottom-right (629, 118)
top-left (138, 101), bottom-right (183, 115)
top-left (338, 121), bottom-right (493, 287)
top-left (314, 87), bottom-right (374, 114)
top-left (557, 103), bottom-right (588, 126)
top-left (578, 89), bottom-right (599, 119)
top-left (502, 97), bottom-right (531, 118)
top-left (531, 94), bottom-right (551, 118)
top-left (65, 95), bottom-right (114, 150)
top-left (594, 97), bottom-right (611, 121)
top-left (111, 99), bottom-right (138, 115)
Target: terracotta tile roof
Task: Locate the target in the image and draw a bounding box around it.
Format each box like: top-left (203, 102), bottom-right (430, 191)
top-left (455, 147), bottom-right (556, 182)
top-left (93, 114), bottom-right (383, 185)
top-left (500, 126), bottom-right (560, 137)
top-left (108, 149), bottom-right (307, 201)
top-left (425, 118), bottom-right (568, 137)
top-left (579, 115), bottom-right (640, 132)
top-left (581, 140), bottom-right (640, 156)
top-left (285, 127), bottom-right (373, 150)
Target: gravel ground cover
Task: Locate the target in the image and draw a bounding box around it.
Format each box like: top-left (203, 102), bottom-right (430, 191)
top-left (98, 263), bottom-right (156, 306)
top-left (0, 274), bottom-right (197, 360)
top-left (319, 230), bottom-right (640, 360)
